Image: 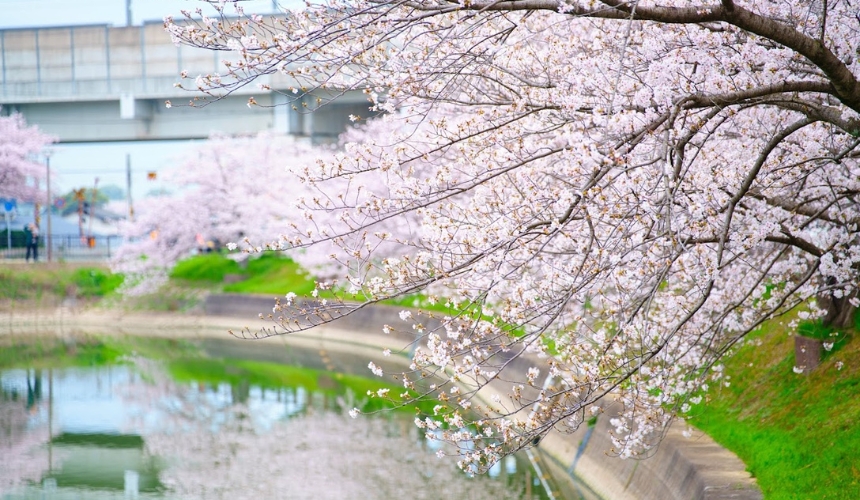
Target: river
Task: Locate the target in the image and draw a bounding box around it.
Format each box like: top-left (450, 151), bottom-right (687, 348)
top-left (1, 334), bottom-right (561, 500)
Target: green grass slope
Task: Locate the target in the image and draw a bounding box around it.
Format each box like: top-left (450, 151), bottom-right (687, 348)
top-left (692, 316), bottom-right (860, 499)
top-left (0, 263), bottom-right (123, 301)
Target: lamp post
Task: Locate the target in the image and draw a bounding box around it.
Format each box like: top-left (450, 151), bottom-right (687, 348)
top-left (45, 150), bottom-right (53, 263)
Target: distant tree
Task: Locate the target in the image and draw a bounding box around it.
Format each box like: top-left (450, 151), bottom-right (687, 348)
top-left (113, 126), bottom-right (418, 293)
top-left (112, 133), bottom-right (332, 293)
top-left (0, 112), bottom-right (55, 203)
top-left (98, 184), bottom-right (126, 201)
top-left (144, 187), bottom-right (172, 198)
top-left (60, 188), bottom-right (109, 212)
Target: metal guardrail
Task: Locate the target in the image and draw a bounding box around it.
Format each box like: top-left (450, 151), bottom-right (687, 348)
top-left (0, 234), bottom-right (120, 262)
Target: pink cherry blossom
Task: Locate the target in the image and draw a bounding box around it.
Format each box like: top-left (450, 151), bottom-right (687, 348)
top-left (165, 0), bottom-right (860, 469)
top-left (0, 112), bottom-right (55, 203)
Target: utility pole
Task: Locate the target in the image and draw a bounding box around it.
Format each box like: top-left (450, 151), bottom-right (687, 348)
top-left (34, 178), bottom-right (40, 228)
top-left (126, 0), bottom-right (133, 26)
top-left (87, 177), bottom-right (99, 244)
top-left (126, 154), bottom-right (134, 221)
top-left (74, 188), bottom-right (86, 239)
top-left (45, 151), bottom-right (53, 262)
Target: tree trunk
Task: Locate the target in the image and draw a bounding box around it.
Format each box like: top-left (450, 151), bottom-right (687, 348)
top-left (818, 278), bottom-right (858, 329)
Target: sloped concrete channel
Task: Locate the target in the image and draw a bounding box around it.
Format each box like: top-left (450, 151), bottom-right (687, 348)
top-left (1, 294), bottom-right (762, 500)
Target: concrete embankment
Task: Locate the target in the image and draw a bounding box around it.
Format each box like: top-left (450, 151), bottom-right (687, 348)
top-left (1, 293), bottom-right (762, 500)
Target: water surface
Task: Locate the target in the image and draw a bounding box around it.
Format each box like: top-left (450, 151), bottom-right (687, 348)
top-left (1, 336), bottom-right (555, 500)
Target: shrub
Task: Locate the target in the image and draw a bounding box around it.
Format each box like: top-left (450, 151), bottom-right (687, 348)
top-left (70, 267), bottom-right (124, 297)
top-left (170, 253), bottom-right (240, 282)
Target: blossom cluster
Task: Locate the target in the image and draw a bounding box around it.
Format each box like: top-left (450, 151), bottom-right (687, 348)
top-left (0, 113), bottom-right (55, 204)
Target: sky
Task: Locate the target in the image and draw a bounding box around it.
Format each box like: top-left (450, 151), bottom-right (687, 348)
top-left (0, 0), bottom-right (291, 29)
top-left (1, 0), bottom-right (302, 210)
top-left (48, 140), bottom-right (202, 205)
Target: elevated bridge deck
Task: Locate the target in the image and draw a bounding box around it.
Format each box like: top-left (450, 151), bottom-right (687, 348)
top-left (0, 22), bottom-right (367, 142)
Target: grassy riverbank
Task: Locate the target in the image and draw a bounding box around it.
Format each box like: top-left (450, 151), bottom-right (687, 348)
top-left (170, 252), bottom-right (320, 295)
top-left (691, 314), bottom-right (860, 499)
top-left (1, 253), bottom-right (452, 312)
top-left (170, 252), bottom-right (452, 312)
top-left (0, 261), bottom-right (122, 306)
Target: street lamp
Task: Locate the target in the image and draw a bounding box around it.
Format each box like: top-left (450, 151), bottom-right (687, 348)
top-left (45, 150), bottom-right (53, 263)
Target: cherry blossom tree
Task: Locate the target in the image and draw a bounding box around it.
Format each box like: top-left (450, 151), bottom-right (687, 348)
top-left (112, 125), bottom-right (422, 293)
top-left (112, 132), bottom-right (327, 292)
top-left (0, 112), bottom-right (55, 203)
top-left (165, 0), bottom-right (860, 470)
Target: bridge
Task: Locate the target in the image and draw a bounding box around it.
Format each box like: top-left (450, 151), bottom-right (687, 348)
top-left (0, 21), bottom-right (369, 143)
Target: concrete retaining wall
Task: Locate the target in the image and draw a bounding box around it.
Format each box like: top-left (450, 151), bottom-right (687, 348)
top-left (204, 292), bottom-right (426, 345)
top-left (205, 293), bottom-right (762, 500)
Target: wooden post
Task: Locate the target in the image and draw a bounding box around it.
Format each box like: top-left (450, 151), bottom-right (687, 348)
top-left (795, 336), bottom-right (823, 374)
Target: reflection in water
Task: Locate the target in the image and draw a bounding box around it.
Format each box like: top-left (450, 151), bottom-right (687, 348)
top-left (1, 367), bottom-right (164, 499)
top-left (0, 369), bottom-right (52, 494)
top-left (1, 359), bottom-right (547, 500)
top-left (146, 409), bottom-right (522, 500)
